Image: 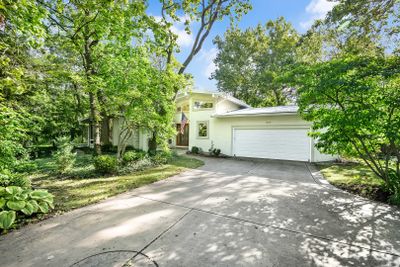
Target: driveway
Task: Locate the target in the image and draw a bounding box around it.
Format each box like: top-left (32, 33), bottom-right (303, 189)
top-left (1, 157), bottom-right (400, 266)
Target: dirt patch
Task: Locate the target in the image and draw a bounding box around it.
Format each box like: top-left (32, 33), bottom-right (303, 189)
top-left (334, 183), bottom-right (390, 203)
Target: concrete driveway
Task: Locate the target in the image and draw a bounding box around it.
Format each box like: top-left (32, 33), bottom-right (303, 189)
top-left (1, 157), bottom-right (400, 267)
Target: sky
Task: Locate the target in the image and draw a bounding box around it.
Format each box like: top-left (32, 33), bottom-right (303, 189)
top-left (147, 0), bottom-right (337, 92)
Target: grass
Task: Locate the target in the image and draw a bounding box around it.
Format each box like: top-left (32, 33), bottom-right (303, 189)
top-left (30, 154), bottom-right (204, 212)
top-left (317, 162), bottom-right (389, 202)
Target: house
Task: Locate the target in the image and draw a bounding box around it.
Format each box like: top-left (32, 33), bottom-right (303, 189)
top-left (85, 90), bottom-right (335, 162)
top-left (172, 90), bottom-right (335, 162)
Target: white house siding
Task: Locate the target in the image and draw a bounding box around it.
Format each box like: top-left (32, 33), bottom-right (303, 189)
top-left (111, 117), bottom-right (140, 148)
top-left (210, 114), bottom-right (308, 157)
top-left (189, 113), bottom-right (335, 162)
top-left (173, 92), bottom-right (335, 162)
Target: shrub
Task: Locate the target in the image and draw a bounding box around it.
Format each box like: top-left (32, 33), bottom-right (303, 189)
top-left (211, 148), bottom-right (221, 157)
top-left (208, 141), bottom-right (221, 157)
top-left (125, 145), bottom-right (136, 151)
top-left (386, 169), bottom-right (400, 205)
top-left (101, 144), bottom-right (117, 153)
top-left (152, 151), bottom-right (172, 165)
top-left (53, 136), bottom-right (76, 174)
top-left (122, 151), bottom-right (146, 164)
top-left (119, 156), bottom-right (154, 174)
top-left (14, 161), bottom-right (37, 173)
top-left (191, 146), bottom-right (200, 154)
top-left (0, 186), bottom-right (54, 230)
top-left (0, 170), bottom-right (31, 188)
top-left (93, 155), bottom-right (118, 174)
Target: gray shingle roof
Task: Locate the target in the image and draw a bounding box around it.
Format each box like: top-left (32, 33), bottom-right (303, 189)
top-left (213, 105), bottom-right (299, 117)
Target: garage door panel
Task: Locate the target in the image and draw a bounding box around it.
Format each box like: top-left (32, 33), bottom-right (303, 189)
top-left (233, 128), bottom-right (310, 161)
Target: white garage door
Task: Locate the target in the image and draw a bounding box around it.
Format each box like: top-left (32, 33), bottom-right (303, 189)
top-left (233, 128), bottom-right (310, 161)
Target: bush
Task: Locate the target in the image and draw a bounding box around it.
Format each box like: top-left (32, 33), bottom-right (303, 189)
top-left (0, 170), bottom-right (31, 188)
top-left (210, 148), bottom-right (221, 157)
top-left (101, 144), bottom-right (117, 153)
top-left (93, 155), bottom-right (118, 174)
top-left (14, 161), bottom-right (37, 173)
top-left (386, 169), bottom-right (400, 205)
top-left (122, 151), bottom-right (146, 164)
top-left (30, 145), bottom-right (55, 159)
top-left (151, 151), bottom-right (172, 165)
top-left (53, 137), bottom-right (76, 174)
top-left (191, 146), bottom-right (200, 154)
top-left (125, 145), bottom-right (136, 152)
top-left (119, 156), bottom-right (154, 174)
top-left (0, 186), bottom-right (54, 230)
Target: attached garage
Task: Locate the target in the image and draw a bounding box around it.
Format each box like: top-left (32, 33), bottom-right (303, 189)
top-left (232, 127), bottom-right (311, 161)
top-left (211, 106), bottom-right (336, 162)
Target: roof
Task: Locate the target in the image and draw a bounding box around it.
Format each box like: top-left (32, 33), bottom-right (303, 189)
top-left (176, 90), bottom-right (250, 108)
top-left (213, 105), bottom-right (299, 118)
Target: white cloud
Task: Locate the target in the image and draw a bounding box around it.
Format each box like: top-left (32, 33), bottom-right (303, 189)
top-left (152, 15), bottom-right (194, 48)
top-left (199, 47), bottom-right (218, 78)
top-left (300, 0), bottom-right (338, 30)
top-left (171, 25), bottom-right (193, 47)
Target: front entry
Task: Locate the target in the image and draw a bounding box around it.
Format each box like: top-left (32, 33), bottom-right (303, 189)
top-left (176, 123), bottom-right (189, 146)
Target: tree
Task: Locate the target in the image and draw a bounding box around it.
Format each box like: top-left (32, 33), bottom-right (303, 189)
top-left (142, 0), bottom-right (251, 152)
top-left (99, 41), bottom-right (187, 158)
top-left (0, 0), bottom-right (47, 169)
top-left (38, 0), bottom-right (148, 154)
top-left (297, 20), bottom-right (385, 65)
top-left (160, 0), bottom-right (252, 80)
top-left (327, 0), bottom-right (399, 50)
top-left (288, 55), bottom-right (400, 202)
top-left (212, 17), bottom-right (299, 107)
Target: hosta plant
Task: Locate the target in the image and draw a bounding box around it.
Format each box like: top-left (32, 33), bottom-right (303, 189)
top-left (0, 186), bottom-right (54, 230)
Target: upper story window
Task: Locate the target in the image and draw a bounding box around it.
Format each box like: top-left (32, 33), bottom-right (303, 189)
top-left (193, 101), bottom-right (213, 110)
top-left (176, 104), bottom-right (189, 112)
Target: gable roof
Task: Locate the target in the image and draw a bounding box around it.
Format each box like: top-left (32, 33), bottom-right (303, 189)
top-left (176, 90), bottom-right (250, 108)
top-left (213, 105), bottom-right (299, 118)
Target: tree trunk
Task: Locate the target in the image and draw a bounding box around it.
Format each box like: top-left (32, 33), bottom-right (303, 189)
top-left (83, 20), bottom-right (101, 155)
top-left (148, 131), bottom-right (157, 155)
top-left (89, 92), bottom-right (101, 155)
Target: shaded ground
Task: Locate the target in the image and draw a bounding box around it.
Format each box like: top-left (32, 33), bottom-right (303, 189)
top-left (1, 157), bottom-right (400, 267)
top-left (318, 162), bottom-right (390, 203)
top-left (31, 155), bottom-right (204, 211)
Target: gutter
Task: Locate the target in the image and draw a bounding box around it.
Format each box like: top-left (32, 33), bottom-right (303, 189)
top-left (212, 112), bottom-right (299, 118)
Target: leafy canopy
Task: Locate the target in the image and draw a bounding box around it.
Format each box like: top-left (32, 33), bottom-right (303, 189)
top-left (212, 17), bottom-right (299, 107)
top-left (288, 55), bottom-right (400, 199)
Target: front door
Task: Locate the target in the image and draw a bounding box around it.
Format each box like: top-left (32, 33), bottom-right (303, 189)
top-left (176, 123), bottom-right (189, 146)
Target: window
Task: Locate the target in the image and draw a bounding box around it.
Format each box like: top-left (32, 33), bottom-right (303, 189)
top-left (193, 101), bottom-right (213, 110)
top-left (177, 104), bottom-right (189, 112)
top-left (197, 121), bottom-right (209, 138)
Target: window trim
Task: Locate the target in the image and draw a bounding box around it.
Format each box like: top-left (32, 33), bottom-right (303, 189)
top-left (196, 121), bottom-right (209, 139)
top-left (193, 100), bottom-right (214, 110)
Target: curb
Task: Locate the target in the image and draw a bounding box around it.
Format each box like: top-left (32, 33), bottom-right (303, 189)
top-left (305, 163), bottom-right (337, 190)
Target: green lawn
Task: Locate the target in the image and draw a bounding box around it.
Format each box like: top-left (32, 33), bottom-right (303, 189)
top-left (30, 155), bottom-right (203, 212)
top-left (317, 162), bottom-right (389, 202)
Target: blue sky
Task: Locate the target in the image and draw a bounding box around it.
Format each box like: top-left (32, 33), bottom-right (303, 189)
top-left (148, 0), bottom-right (337, 91)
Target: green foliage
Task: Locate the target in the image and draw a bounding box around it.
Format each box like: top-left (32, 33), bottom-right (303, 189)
top-left (53, 136), bottom-right (76, 175)
top-left (122, 151), bottom-right (146, 164)
top-left (386, 170), bottom-right (400, 205)
top-left (288, 55), bottom-right (400, 198)
top-left (93, 155), bottom-right (118, 175)
top-left (14, 161), bottom-right (37, 173)
top-left (0, 170), bottom-right (31, 188)
top-left (191, 146), bottom-right (200, 154)
top-left (151, 151), bottom-right (173, 165)
top-left (326, 0), bottom-right (399, 53)
top-left (0, 211), bottom-right (16, 230)
top-left (210, 148), bottom-right (222, 157)
top-left (212, 17), bottom-right (298, 106)
top-left (0, 186), bottom-right (54, 230)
